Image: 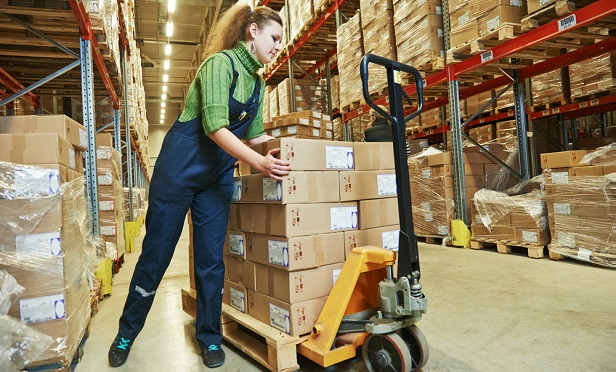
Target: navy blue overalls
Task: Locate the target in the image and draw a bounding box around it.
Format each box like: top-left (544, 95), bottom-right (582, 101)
top-left (118, 52), bottom-right (261, 348)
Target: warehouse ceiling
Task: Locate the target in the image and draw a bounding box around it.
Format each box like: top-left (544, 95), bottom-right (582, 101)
top-left (135, 0), bottom-right (234, 128)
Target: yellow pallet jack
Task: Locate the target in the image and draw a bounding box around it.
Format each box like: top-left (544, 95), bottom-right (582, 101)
top-left (297, 54), bottom-right (429, 371)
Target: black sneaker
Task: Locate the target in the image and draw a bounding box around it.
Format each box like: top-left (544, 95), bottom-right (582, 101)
top-left (108, 335), bottom-right (132, 367)
top-left (202, 344), bottom-right (225, 368)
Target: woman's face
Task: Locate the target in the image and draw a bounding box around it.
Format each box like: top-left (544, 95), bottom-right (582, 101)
top-left (251, 21), bottom-right (283, 64)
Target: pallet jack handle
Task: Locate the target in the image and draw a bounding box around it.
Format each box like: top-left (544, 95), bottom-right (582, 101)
top-left (360, 54), bottom-right (424, 279)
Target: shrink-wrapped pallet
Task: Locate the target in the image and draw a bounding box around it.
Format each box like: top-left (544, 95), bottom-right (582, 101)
top-left (337, 12), bottom-right (364, 108)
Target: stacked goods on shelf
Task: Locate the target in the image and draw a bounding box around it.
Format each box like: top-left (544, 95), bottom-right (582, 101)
top-left (530, 69), bottom-right (563, 108)
top-left (578, 126), bottom-right (616, 150)
top-left (448, 0), bottom-right (526, 50)
top-left (495, 120), bottom-right (517, 144)
top-left (277, 78), bottom-right (326, 116)
top-left (347, 114), bottom-right (372, 142)
top-left (542, 146), bottom-right (616, 267)
top-left (466, 84), bottom-right (495, 116)
top-left (471, 188), bottom-right (550, 248)
top-left (287, 0), bottom-right (313, 42)
top-left (360, 0), bottom-right (397, 95)
top-left (122, 187), bottom-right (147, 220)
top-left (408, 144), bottom-right (514, 237)
top-left (124, 47), bottom-right (150, 172)
top-left (337, 11), bottom-right (364, 109)
top-left (333, 117), bottom-right (344, 141)
top-left (279, 5), bottom-right (288, 49)
top-left (263, 86), bottom-right (271, 125)
top-left (95, 133), bottom-right (125, 263)
top-left (496, 85), bottom-right (515, 112)
top-left (420, 108), bottom-right (442, 130)
top-left (469, 124), bottom-right (496, 144)
top-left (269, 86), bottom-right (279, 122)
top-left (0, 158), bottom-right (96, 367)
top-left (331, 74), bottom-right (340, 112)
top-left (569, 52), bottom-right (616, 100)
top-left (526, 0), bottom-right (595, 15)
top-left (266, 111), bottom-right (333, 140)
top-left (86, 0), bottom-right (122, 76)
top-left (393, 0), bottom-right (444, 71)
top-left (221, 138), bottom-right (359, 336)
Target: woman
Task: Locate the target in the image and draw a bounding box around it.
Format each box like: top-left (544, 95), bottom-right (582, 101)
top-left (108, 5), bottom-right (290, 369)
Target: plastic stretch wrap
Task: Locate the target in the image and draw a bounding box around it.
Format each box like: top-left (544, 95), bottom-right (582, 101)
top-left (545, 145), bottom-right (616, 267)
top-left (0, 270), bottom-right (24, 316)
top-left (0, 162), bottom-right (95, 364)
top-left (0, 315), bottom-right (53, 372)
top-left (337, 12), bottom-right (364, 108)
top-left (531, 69), bottom-right (562, 106)
top-left (570, 52), bottom-right (616, 100)
top-left (330, 74), bottom-right (340, 111)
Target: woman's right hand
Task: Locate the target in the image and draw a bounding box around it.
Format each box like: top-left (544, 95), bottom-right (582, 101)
top-left (257, 148), bottom-right (291, 181)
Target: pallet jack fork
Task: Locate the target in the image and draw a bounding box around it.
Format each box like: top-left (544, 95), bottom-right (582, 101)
top-left (297, 55), bottom-right (429, 371)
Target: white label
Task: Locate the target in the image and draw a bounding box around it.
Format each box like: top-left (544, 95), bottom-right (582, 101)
top-left (100, 200), bottom-right (115, 211)
top-left (232, 180), bottom-right (242, 202)
top-left (98, 174), bottom-right (114, 185)
top-left (79, 128), bottom-right (88, 148)
top-left (326, 146), bottom-right (354, 169)
top-left (229, 234), bottom-right (244, 256)
top-left (332, 269), bottom-right (342, 285)
top-left (577, 248), bottom-right (592, 261)
top-left (437, 225), bottom-right (449, 235)
top-left (558, 233), bottom-right (576, 248)
top-left (421, 168), bottom-right (432, 179)
top-left (393, 70), bottom-right (402, 85)
top-left (540, 0), bottom-right (550, 5)
top-left (481, 51), bottom-right (494, 63)
top-left (97, 148), bottom-right (113, 159)
top-left (552, 172), bottom-right (569, 184)
top-left (487, 16), bottom-right (500, 31)
top-left (552, 108), bottom-right (560, 114)
top-left (590, 99), bottom-right (599, 106)
top-left (16, 231), bottom-right (62, 257)
top-left (382, 230), bottom-right (399, 251)
top-left (20, 294), bottom-right (65, 323)
top-left (263, 178), bottom-right (282, 201)
top-left (554, 202), bottom-right (571, 215)
top-left (325, 122), bottom-right (332, 130)
top-left (287, 125), bottom-right (298, 134)
top-left (312, 129), bottom-right (320, 137)
top-left (458, 11), bottom-right (470, 27)
top-left (272, 128), bottom-right (281, 137)
top-left (510, 0), bottom-right (521, 6)
top-left (330, 207), bottom-right (358, 230)
top-left (69, 147), bottom-right (76, 170)
top-left (269, 303), bottom-right (291, 334)
top-left (229, 287), bottom-right (245, 312)
top-left (579, 102), bottom-right (588, 108)
top-left (377, 174), bottom-right (397, 196)
top-left (558, 14), bottom-right (576, 32)
top-left (101, 225), bottom-right (117, 236)
top-left (14, 168), bottom-right (60, 196)
top-left (268, 240), bottom-right (289, 266)
top-left (481, 215), bottom-right (493, 227)
top-left (313, 119), bottom-right (321, 128)
top-left (299, 118), bottom-right (309, 125)
top-left (424, 212), bottom-right (434, 222)
top-left (522, 231), bottom-right (538, 244)
top-left (436, 5), bottom-right (442, 15)
top-left (421, 202), bottom-right (431, 213)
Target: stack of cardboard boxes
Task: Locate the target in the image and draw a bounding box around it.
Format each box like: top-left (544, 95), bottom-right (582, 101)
top-left (268, 86), bottom-right (279, 123)
top-left (570, 52), bottom-right (616, 101)
top-left (215, 139), bottom-right (402, 336)
top-left (265, 110), bottom-right (333, 140)
top-left (393, 0), bottom-right (444, 71)
top-left (468, 124), bottom-right (497, 144)
top-left (0, 115), bottom-right (93, 367)
top-left (542, 148), bottom-right (616, 267)
top-left (277, 78), bottom-right (326, 116)
top-left (95, 133), bottom-right (125, 262)
top-left (337, 11), bottom-right (364, 109)
top-left (287, 0), bottom-right (313, 42)
top-left (360, 0), bottom-right (397, 95)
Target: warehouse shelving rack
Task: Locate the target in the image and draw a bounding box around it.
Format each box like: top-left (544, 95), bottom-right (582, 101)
top-left (0, 0), bottom-right (149, 234)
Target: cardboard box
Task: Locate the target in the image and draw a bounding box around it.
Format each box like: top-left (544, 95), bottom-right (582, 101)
top-left (0, 133), bottom-right (77, 170)
top-left (0, 163), bottom-right (73, 198)
top-left (247, 290), bottom-right (327, 336)
top-left (226, 257), bottom-right (256, 290)
top-left (223, 280), bottom-right (247, 313)
top-left (510, 213), bottom-right (539, 229)
top-left (339, 170), bottom-right (397, 201)
top-left (540, 150), bottom-right (589, 169)
top-left (450, 20), bottom-right (479, 49)
top-left (254, 263), bottom-right (343, 303)
top-left (478, 5), bottom-right (523, 37)
top-left (241, 172), bottom-right (340, 204)
top-left (358, 197), bottom-right (400, 229)
top-left (96, 132), bottom-right (113, 148)
top-left (228, 204), bottom-right (241, 230)
top-left (353, 142), bottom-right (395, 171)
top-left (245, 232), bottom-right (344, 270)
top-left (250, 138), bottom-right (354, 172)
top-left (0, 115), bottom-right (88, 151)
top-left (516, 228), bottom-right (549, 245)
top-left (464, 163), bottom-right (484, 176)
top-left (343, 225), bottom-right (401, 255)
top-left (243, 202), bottom-right (358, 237)
top-left (568, 166), bottom-right (604, 178)
top-left (224, 230), bottom-right (246, 258)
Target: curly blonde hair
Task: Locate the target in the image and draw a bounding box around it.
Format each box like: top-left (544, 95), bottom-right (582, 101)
top-left (204, 5), bottom-right (282, 58)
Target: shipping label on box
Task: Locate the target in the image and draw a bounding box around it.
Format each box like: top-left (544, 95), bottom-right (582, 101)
top-left (330, 206), bottom-right (358, 231)
top-left (19, 294), bottom-right (66, 323)
top-left (268, 240), bottom-right (289, 266)
top-left (10, 166), bottom-right (61, 197)
top-left (15, 231), bottom-right (62, 259)
top-left (224, 231), bottom-right (246, 258)
top-left (325, 146), bottom-right (354, 169)
top-left (231, 178), bottom-right (242, 202)
top-left (230, 286), bottom-right (246, 312)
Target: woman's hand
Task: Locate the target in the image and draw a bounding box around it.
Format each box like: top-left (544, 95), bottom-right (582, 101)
top-left (255, 148), bottom-right (291, 181)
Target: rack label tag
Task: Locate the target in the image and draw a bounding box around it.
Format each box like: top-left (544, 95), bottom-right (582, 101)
top-left (481, 51), bottom-right (493, 63)
top-left (558, 14), bottom-right (576, 31)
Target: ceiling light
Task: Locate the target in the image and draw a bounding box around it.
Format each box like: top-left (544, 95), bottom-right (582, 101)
top-left (162, 74), bottom-right (169, 83)
top-left (161, 102), bottom-right (166, 108)
top-left (166, 22), bottom-right (173, 37)
top-left (161, 93), bottom-right (167, 100)
top-left (163, 59), bottom-right (170, 70)
top-left (162, 85), bottom-right (168, 92)
top-left (161, 108), bottom-right (165, 114)
top-left (168, 0), bottom-right (175, 13)
top-left (165, 43), bottom-right (172, 56)
top-left (160, 120), bottom-right (164, 124)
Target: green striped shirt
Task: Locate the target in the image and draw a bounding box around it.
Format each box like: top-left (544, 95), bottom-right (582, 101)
top-left (178, 42), bottom-right (266, 140)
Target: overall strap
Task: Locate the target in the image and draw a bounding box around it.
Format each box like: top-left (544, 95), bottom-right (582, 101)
top-left (220, 52), bottom-right (239, 95)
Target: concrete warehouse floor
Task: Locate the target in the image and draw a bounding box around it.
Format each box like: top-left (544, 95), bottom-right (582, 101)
top-left (77, 219), bottom-right (616, 371)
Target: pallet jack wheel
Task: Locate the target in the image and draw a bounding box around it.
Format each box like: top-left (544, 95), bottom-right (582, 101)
top-left (401, 325), bottom-right (429, 370)
top-left (362, 332), bottom-right (413, 372)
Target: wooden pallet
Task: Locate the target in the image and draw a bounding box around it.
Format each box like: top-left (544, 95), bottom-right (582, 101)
top-left (90, 278), bottom-right (103, 316)
top-left (113, 253), bottom-right (125, 274)
top-left (181, 289), bottom-right (303, 372)
top-left (521, 0), bottom-right (579, 33)
top-left (548, 245), bottom-right (616, 268)
top-left (470, 238), bottom-right (546, 258)
top-left (26, 319), bottom-right (91, 372)
top-left (447, 23), bottom-right (521, 62)
top-left (530, 99), bottom-right (567, 112)
top-left (416, 234), bottom-right (452, 246)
